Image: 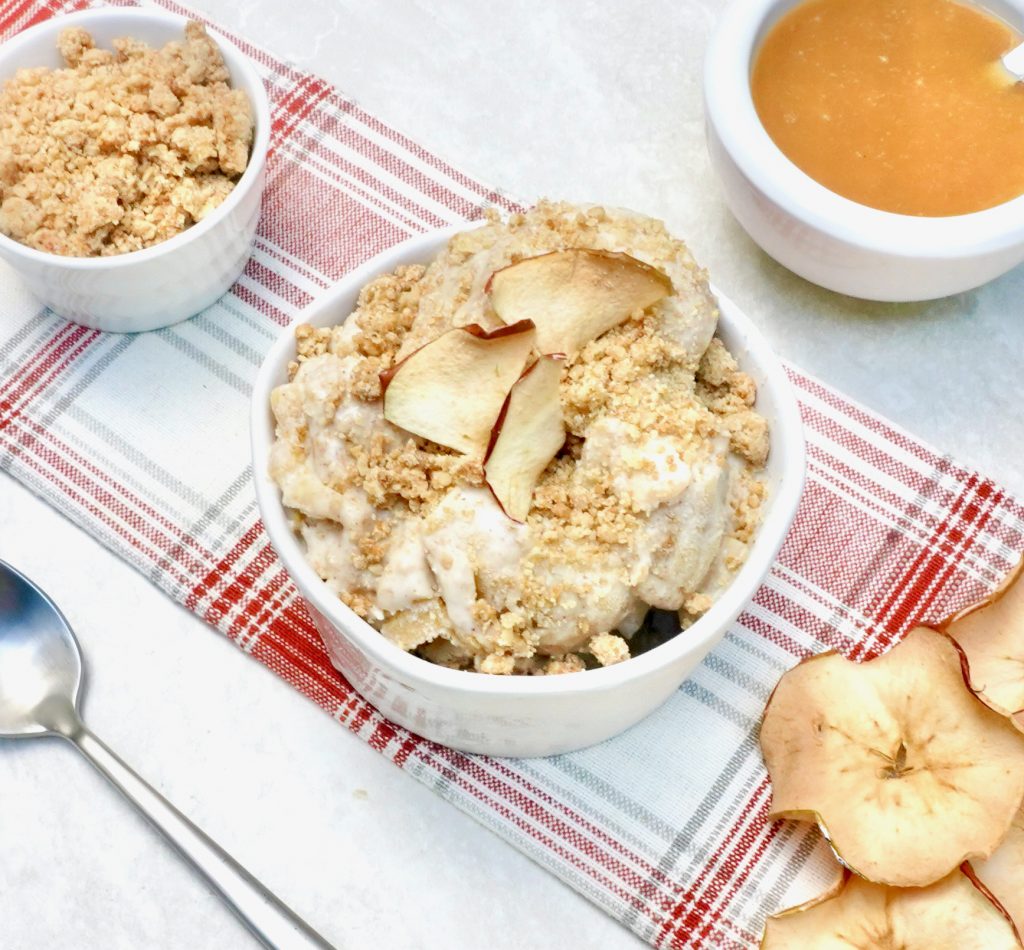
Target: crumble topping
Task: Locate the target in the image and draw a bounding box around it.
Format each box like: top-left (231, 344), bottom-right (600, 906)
top-left (0, 22), bottom-right (253, 257)
top-left (588, 633), bottom-right (631, 667)
top-left (270, 201), bottom-right (770, 674)
top-left (697, 337), bottom-right (770, 467)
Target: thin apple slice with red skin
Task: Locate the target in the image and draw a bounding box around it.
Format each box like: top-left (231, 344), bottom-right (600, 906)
top-left (380, 320), bottom-right (535, 455)
top-left (483, 355), bottom-right (566, 522)
top-left (486, 249), bottom-right (673, 355)
top-left (760, 626), bottom-right (1024, 887)
top-left (944, 558), bottom-right (1024, 733)
top-left (973, 803), bottom-right (1024, 936)
top-left (761, 869), bottom-right (1023, 949)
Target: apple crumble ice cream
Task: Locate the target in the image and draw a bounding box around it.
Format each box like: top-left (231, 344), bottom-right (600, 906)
top-left (269, 202), bottom-right (768, 674)
top-left (0, 22), bottom-right (253, 257)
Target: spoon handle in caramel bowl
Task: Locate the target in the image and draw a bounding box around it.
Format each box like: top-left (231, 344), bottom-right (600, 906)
top-left (1004, 40), bottom-right (1024, 80)
top-left (48, 705), bottom-right (335, 949)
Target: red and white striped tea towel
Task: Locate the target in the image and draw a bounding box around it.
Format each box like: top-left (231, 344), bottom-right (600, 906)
top-left (2, 1), bottom-right (1023, 947)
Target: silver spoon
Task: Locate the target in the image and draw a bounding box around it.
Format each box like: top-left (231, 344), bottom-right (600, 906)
top-left (1004, 40), bottom-right (1024, 80)
top-left (0, 560), bottom-right (335, 949)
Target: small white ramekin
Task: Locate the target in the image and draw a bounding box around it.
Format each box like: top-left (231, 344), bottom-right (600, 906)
top-left (0, 8), bottom-right (271, 332)
top-left (705, 0), bottom-right (1024, 302)
top-left (252, 225), bottom-right (806, 757)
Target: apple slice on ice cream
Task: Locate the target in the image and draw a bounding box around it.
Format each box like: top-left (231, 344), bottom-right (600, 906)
top-left (944, 558), bottom-right (1024, 733)
top-left (484, 355), bottom-right (566, 521)
top-left (487, 249), bottom-right (672, 355)
top-left (761, 870), bottom-right (1023, 950)
top-left (381, 321), bottom-right (536, 455)
top-left (760, 626), bottom-right (1024, 887)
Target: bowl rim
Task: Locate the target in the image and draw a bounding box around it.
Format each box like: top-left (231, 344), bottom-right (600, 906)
top-left (251, 223), bottom-right (807, 696)
top-left (0, 6), bottom-right (271, 269)
top-left (703, 0), bottom-right (1024, 259)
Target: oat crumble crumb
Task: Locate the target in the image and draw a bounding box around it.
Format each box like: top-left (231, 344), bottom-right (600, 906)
top-left (684, 592), bottom-right (713, 616)
top-left (478, 653), bottom-right (515, 675)
top-left (696, 338), bottom-right (769, 466)
top-left (543, 654), bottom-right (588, 675)
top-left (588, 633), bottom-right (631, 667)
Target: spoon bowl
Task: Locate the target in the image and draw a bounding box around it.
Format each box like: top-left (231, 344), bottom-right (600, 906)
top-left (0, 561), bottom-right (82, 738)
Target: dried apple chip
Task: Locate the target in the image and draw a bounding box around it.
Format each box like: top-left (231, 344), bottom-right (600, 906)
top-left (760, 626), bottom-right (1024, 887)
top-left (761, 870), bottom-right (1022, 949)
top-left (380, 320), bottom-right (536, 455)
top-left (945, 559), bottom-right (1024, 733)
top-left (487, 248), bottom-right (672, 355)
top-left (973, 803), bottom-right (1024, 936)
top-left (483, 355), bottom-right (566, 522)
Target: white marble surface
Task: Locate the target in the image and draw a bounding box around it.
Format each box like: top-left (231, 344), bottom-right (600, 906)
top-left (3, 1), bottom-right (1024, 948)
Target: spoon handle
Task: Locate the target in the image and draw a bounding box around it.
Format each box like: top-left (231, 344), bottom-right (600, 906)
top-left (68, 724), bottom-right (335, 950)
top-left (1005, 40), bottom-right (1024, 81)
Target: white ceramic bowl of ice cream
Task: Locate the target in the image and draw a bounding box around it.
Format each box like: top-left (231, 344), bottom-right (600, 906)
top-left (0, 8), bottom-right (271, 332)
top-left (251, 224), bottom-right (806, 757)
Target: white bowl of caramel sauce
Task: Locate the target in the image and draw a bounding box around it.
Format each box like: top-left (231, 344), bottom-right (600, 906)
top-left (705, 0), bottom-right (1024, 301)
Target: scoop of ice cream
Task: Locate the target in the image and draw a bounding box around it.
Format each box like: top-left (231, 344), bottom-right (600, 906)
top-left (268, 201), bottom-right (768, 673)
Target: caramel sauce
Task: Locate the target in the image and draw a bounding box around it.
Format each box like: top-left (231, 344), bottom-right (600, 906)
top-left (751, 0), bottom-right (1024, 216)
